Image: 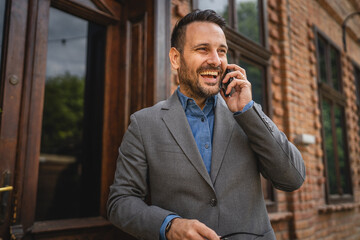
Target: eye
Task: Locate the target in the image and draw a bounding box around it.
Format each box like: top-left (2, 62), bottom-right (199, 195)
top-left (196, 47), bottom-right (207, 52)
top-left (218, 49), bottom-right (227, 57)
top-left (218, 49), bottom-right (227, 54)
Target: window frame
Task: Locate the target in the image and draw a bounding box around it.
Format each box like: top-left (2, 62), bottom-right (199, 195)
top-left (314, 27), bottom-right (353, 204)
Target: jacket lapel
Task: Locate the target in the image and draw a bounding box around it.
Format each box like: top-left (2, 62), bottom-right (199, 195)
top-left (161, 93), bottom-right (214, 188)
top-left (210, 95), bottom-right (235, 183)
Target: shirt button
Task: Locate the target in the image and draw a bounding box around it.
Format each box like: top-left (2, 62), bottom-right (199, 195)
top-left (205, 144), bottom-right (209, 149)
top-left (210, 198), bottom-right (217, 207)
top-left (201, 117), bottom-right (205, 122)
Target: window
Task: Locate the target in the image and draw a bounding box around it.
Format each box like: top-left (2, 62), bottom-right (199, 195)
top-left (315, 29), bottom-right (352, 203)
top-left (197, 0), bottom-right (264, 45)
top-left (355, 64), bottom-right (360, 141)
top-left (36, 7), bottom-right (106, 220)
top-left (195, 0), bottom-right (274, 209)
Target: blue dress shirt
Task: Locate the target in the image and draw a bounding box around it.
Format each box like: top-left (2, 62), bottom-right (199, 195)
top-left (159, 87), bottom-right (254, 240)
top-left (177, 88), bottom-right (217, 174)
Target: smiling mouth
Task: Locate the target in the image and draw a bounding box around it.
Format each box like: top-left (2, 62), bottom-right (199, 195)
top-left (199, 71), bottom-right (219, 79)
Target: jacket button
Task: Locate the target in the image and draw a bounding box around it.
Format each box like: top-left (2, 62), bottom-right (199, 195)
top-left (210, 198), bottom-right (217, 207)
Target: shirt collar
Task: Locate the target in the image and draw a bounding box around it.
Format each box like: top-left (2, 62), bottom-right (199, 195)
top-left (176, 86), bottom-right (217, 111)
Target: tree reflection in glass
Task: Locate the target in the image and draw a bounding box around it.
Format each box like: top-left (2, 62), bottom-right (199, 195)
top-left (236, 0), bottom-right (259, 43)
top-left (238, 59), bottom-right (263, 106)
top-left (334, 105), bottom-right (350, 194)
top-left (36, 7), bottom-right (105, 221)
top-left (322, 99), bottom-right (337, 195)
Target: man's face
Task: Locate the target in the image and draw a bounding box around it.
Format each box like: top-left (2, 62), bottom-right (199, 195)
top-left (177, 22), bottom-right (228, 99)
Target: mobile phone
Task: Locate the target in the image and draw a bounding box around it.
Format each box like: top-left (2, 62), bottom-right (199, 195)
top-left (221, 69), bottom-right (235, 97)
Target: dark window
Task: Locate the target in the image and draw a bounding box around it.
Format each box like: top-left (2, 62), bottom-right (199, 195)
top-left (238, 59), bottom-right (265, 106)
top-left (330, 46), bottom-right (340, 91)
top-left (196, 0), bottom-right (274, 210)
top-left (36, 7), bottom-right (106, 220)
top-left (315, 29), bottom-right (352, 203)
top-left (355, 65), bottom-right (360, 106)
top-left (317, 36), bottom-right (327, 84)
top-left (317, 35), bottom-right (342, 91)
top-left (354, 64), bottom-right (360, 147)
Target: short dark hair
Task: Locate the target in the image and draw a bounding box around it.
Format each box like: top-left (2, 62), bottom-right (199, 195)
top-left (171, 9), bottom-right (226, 52)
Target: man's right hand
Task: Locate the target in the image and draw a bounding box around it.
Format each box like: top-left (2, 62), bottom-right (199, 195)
top-left (166, 218), bottom-right (220, 240)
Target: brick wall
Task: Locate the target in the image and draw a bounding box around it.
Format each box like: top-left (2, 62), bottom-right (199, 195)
top-left (267, 0), bottom-right (360, 239)
top-left (170, 0), bottom-right (360, 239)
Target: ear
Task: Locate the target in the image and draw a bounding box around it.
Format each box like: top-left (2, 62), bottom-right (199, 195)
top-left (169, 47), bottom-right (180, 70)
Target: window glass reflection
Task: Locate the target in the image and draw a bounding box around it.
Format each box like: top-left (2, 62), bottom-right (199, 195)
top-left (236, 0), bottom-right (259, 43)
top-left (238, 59), bottom-right (263, 106)
top-left (36, 7), bottom-right (104, 221)
top-left (355, 66), bottom-right (360, 139)
top-left (330, 46), bottom-right (340, 90)
top-left (334, 105), bottom-right (350, 194)
top-left (355, 66), bottom-right (360, 105)
top-left (198, 0), bottom-right (229, 24)
top-left (321, 99), bottom-right (336, 194)
top-left (318, 37), bottom-right (327, 84)
top-left (0, 0), bottom-right (7, 77)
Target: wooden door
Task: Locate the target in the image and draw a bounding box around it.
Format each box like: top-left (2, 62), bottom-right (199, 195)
top-left (0, 0), bottom-right (170, 239)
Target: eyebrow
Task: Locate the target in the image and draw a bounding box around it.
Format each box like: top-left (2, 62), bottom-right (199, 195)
top-left (193, 43), bottom-right (228, 50)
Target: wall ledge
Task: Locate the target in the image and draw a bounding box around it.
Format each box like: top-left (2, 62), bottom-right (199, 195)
top-left (318, 202), bottom-right (360, 214)
top-left (269, 212), bottom-right (293, 222)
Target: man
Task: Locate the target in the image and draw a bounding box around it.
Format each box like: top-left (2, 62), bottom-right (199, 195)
top-left (107, 9), bottom-right (305, 240)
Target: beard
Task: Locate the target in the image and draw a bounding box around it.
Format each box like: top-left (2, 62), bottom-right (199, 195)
top-left (178, 54), bottom-right (222, 99)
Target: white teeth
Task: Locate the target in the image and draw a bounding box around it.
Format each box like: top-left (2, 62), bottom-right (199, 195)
top-left (200, 71), bottom-right (218, 76)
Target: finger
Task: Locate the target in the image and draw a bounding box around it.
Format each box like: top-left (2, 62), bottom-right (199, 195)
top-left (238, 67), bottom-right (247, 79)
top-left (223, 70), bottom-right (246, 83)
top-left (226, 79), bottom-right (251, 95)
top-left (196, 222), bottom-right (220, 240)
top-left (226, 64), bottom-right (247, 79)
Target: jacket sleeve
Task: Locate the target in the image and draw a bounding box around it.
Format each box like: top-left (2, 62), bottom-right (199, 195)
top-left (107, 114), bottom-right (174, 240)
top-left (234, 103), bottom-right (306, 192)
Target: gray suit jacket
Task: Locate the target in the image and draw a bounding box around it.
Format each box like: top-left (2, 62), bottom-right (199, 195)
top-left (107, 92), bottom-right (305, 240)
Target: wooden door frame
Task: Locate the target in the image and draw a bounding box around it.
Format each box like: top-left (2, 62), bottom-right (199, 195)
top-left (0, 0), bottom-right (29, 238)
top-left (2, 0), bottom-right (171, 239)
top-left (13, 0), bottom-right (52, 236)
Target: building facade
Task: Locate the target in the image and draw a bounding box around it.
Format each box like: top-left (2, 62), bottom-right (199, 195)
top-left (0, 0), bottom-right (359, 239)
top-left (174, 0), bottom-right (360, 239)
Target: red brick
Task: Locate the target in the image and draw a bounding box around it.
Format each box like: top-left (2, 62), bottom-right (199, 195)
top-left (268, 0), bottom-right (277, 9)
top-left (271, 43), bottom-right (281, 55)
top-left (270, 28), bottom-right (280, 39)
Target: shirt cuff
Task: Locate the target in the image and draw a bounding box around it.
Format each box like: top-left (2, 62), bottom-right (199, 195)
top-left (159, 215), bottom-right (181, 240)
top-left (234, 100), bottom-right (254, 116)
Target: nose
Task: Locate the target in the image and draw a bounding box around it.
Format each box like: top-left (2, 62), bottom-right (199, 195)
top-left (207, 50), bottom-right (221, 67)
